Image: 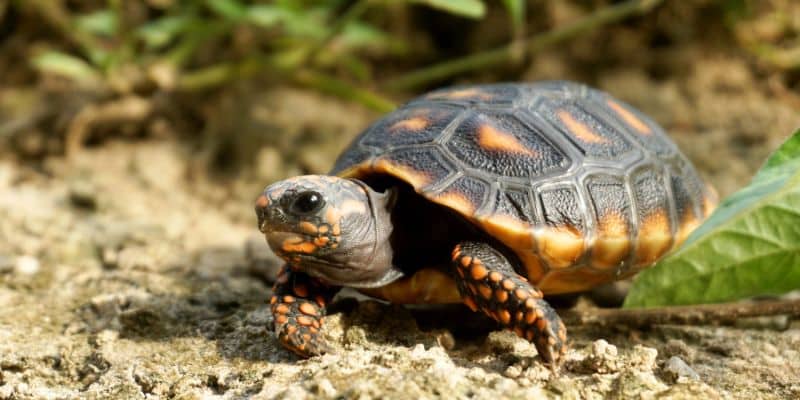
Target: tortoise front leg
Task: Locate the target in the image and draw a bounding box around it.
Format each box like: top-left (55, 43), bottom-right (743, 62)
top-left (269, 265), bottom-right (340, 357)
top-left (451, 242), bottom-right (567, 365)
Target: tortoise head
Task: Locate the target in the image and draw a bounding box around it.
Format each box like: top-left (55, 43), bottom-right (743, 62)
top-left (255, 175), bottom-right (401, 287)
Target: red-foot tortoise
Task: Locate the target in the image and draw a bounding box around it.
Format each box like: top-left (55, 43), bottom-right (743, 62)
top-left (255, 81), bottom-right (716, 365)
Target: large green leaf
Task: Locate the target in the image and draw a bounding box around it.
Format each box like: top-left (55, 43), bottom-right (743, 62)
top-left (409, 0), bottom-right (486, 19)
top-left (624, 130), bottom-right (800, 308)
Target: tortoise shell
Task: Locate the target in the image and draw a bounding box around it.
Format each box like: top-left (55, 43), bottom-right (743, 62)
top-left (331, 81), bottom-right (716, 296)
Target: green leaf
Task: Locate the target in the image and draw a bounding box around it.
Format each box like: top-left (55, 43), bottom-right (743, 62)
top-left (136, 16), bottom-right (192, 49)
top-left (409, 0), bottom-right (486, 19)
top-left (31, 51), bottom-right (102, 83)
top-left (205, 0), bottom-right (247, 20)
top-left (74, 10), bottom-right (117, 36)
top-left (246, 5), bottom-right (288, 28)
top-left (624, 130), bottom-right (800, 308)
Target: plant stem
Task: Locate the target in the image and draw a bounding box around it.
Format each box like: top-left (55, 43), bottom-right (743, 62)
top-left (291, 70), bottom-right (395, 113)
top-left (562, 298), bottom-right (800, 327)
top-left (385, 0), bottom-right (664, 91)
top-left (177, 57), bottom-right (396, 112)
top-left (299, 0), bottom-right (372, 67)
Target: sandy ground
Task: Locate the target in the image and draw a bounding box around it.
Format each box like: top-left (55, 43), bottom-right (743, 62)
top-left (2, 3), bottom-right (800, 396)
top-left (1, 70), bottom-right (800, 399)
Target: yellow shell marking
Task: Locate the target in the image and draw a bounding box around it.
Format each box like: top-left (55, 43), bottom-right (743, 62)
top-left (373, 158), bottom-right (431, 189)
top-left (360, 268), bottom-right (461, 304)
top-left (606, 99), bottom-right (652, 135)
top-left (389, 116), bottom-right (429, 132)
top-left (535, 227), bottom-right (585, 269)
top-left (477, 124), bottom-right (537, 156)
top-left (557, 110), bottom-right (609, 144)
top-left (635, 210), bottom-right (673, 265)
top-left (591, 212), bottom-right (630, 269)
top-left (428, 88), bottom-right (493, 100)
top-left (432, 191), bottom-right (476, 216)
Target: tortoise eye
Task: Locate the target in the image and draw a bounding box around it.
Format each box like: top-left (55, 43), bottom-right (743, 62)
top-left (289, 191), bottom-right (325, 216)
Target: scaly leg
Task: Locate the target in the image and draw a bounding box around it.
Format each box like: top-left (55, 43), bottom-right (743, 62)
top-left (451, 241), bottom-right (567, 365)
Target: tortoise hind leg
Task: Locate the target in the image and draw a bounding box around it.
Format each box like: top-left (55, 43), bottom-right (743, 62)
top-left (451, 241), bottom-right (567, 365)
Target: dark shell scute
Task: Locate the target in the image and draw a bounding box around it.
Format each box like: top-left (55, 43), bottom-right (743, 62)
top-left (538, 100), bottom-right (635, 160)
top-left (379, 147), bottom-right (456, 187)
top-left (447, 175), bottom-right (491, 211)
top-left (361, 105), bottom-right (461, 148)
top-left (586, 175), bottom-right (633, 231)
top-left (632, 168), bottom-right (670, 223)
top-left (445, 111), bottom-right (570, 179)
top-left (492, 188), bottom-right (537, 224)
top-left (539, 186), bottom-right (585, 232)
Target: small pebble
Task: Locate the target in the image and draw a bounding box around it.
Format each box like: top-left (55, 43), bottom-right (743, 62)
top-left (434, 330), bottom-right (455, 351)
top-left (68, 179), bottom-right (98, 210)
top-left (14, 255), bottom-right (40, 275)
top-left (663, 356), bottom-right (700, 382)
top-left (313, 378), bottom-right (337, 397)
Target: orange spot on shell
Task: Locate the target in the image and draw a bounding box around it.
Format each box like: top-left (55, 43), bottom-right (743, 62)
top-left (374, 158), bottom-right (430, 189)
top-left (489, 271), bottom-right (503, 283)
top-left (428, 88), bottom-right (493, 100)
top-left (275, 314), bottom-right (288, 324)
top-left (606, 99), bottom-right (652, 135)
top-left (558, 110), bottom-right (609, 144)
top-left (495, 289), bottom-right (508, 303)
top-left (592, 212), bottom-right (631, 269)
top-left (502, 279), bottom-right (515, 291)
top-left (460, 256), bottom-right (472, 268)
top-left (477, 124), bottom-right (537, 156)
top-left (389, 116), bottom-right (428, 132)
top-left (635, 210), bottom-right (673, 265)
top-left (296, 315), bottom-right (313, 326)
top-left (255, 195), bottom-right (269, 208)
top-left (535, 227), bottom-right (585, 269)
top-left (358, 268), bottom-right (461, 304)
top-left (433, 191), bottom-right (476, 216)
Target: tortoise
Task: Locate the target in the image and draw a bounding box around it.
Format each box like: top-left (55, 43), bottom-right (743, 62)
top-left (255, 81), bottom-right (716, 364)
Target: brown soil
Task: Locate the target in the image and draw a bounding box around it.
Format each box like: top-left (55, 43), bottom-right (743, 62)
top-left (2, 1), bottom-right (800, 399)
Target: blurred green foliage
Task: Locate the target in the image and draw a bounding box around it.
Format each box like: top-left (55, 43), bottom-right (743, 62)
top-left (22, 0), bottom-right (530, 103)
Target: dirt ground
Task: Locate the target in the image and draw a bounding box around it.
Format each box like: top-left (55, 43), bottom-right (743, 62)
top-left (2, 2), bottom-right (800, 399)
